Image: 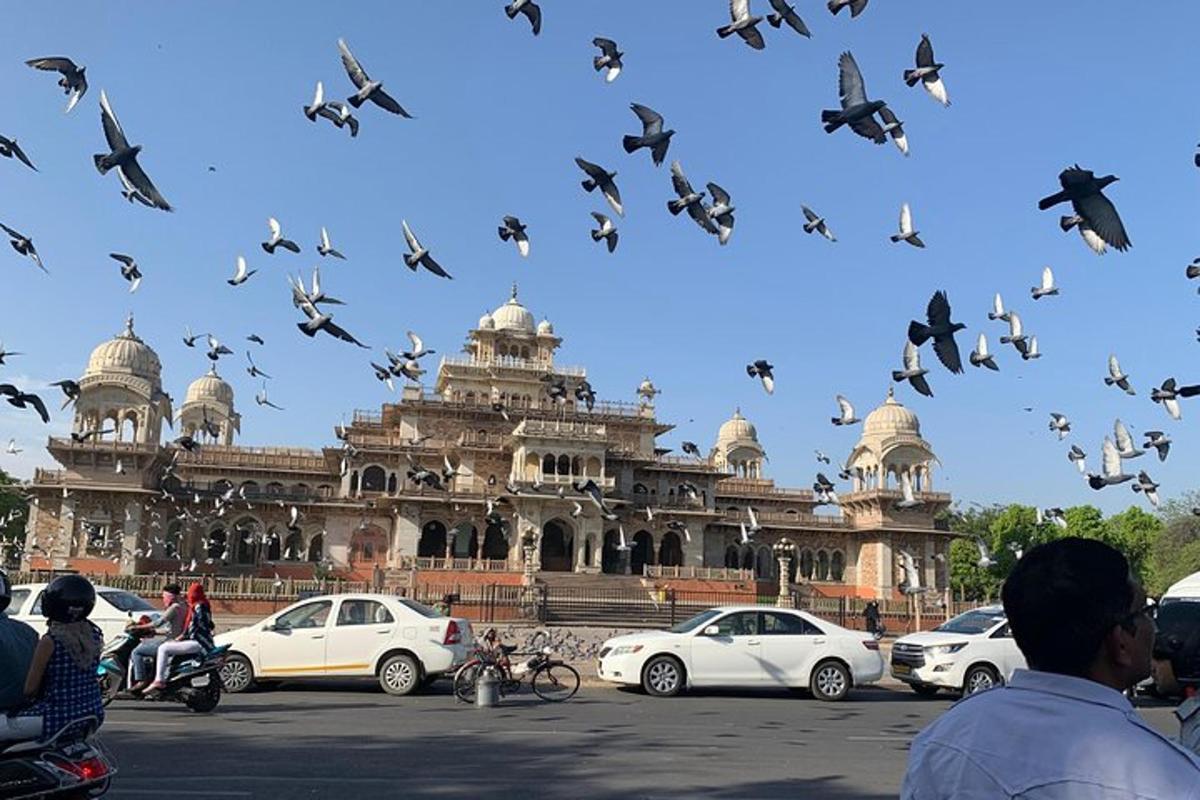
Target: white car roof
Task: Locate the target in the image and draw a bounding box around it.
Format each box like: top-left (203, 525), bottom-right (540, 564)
top-left (12, 583), bottom-right (141, 593)
top-left (1165, 571), bottom-right (1200, 599)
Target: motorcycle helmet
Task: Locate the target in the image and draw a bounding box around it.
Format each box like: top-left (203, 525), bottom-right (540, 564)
top-left (41, 574), bottom-right (96, 623)
top-left (0, 569), bottom-right (10, 614)
top-left (1153, 601), bottom-right (1200, 690)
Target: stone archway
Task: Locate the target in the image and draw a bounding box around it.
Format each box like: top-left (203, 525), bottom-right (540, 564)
top-left (482, 522), bottom-right (508, 561)
top-left (540, 519), bottom-right (574, 572)
top-left (418, 521), bottom-right (447, 558)
top-left (631, 531), bottom-right (654, 576)
top-left (307, 533), bottom-right (324, 563)
top-left (602, 530), bottom-right (623, 574)
top-left (450, 523), bottom-right (479, 559)
top-left (658, 531), bottom-right (683, 567)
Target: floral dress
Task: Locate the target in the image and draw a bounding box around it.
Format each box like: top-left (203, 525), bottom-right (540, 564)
top-left (24, 624), bottom-right (105, 740)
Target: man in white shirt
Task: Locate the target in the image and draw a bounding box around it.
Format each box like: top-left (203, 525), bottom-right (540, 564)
top-left (902, 537), bottom-right (1200, 799)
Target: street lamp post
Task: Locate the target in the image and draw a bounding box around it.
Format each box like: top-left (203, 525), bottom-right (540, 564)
top-left (773, 537), bottom-right (796, 608)
top-left (520, 526), bottom-right (539, 620)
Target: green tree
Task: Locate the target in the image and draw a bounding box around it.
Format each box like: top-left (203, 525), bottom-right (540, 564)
top-left (0, 469), bottom-right (29, 566)
top-left (1146, 494), bottom-right (1200, 595)
top-left (1101, 506), bottom-right (1162, 585)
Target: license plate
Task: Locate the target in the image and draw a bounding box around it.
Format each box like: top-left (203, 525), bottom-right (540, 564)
top-left (892, 663), bottom-right (912, 676)
top-left (190, 673), bottom-right (211, 687)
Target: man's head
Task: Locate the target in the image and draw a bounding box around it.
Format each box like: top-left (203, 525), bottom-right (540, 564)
top-left (1002, 537), bottom-right (1154, 689)
top-left (0, 569), bottom-right (10, 614)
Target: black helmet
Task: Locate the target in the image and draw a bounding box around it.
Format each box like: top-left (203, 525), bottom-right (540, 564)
top-left (41, 574), bottom-right (95, 623)
top-left (1153, 601), bottom-right (1200, 689)
top-left (0, 569), bottom-right (10, 614)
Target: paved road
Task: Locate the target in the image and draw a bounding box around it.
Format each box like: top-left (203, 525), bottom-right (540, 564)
top-left (98, 681), bottom-right (1181, 800)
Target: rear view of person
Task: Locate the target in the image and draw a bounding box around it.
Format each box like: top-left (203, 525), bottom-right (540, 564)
top-left (145, 582), bottom-right (213, 693)
top-left (0, 569), bottom-right (40, 741)
top-left (1154, 599), bottom-right (1200, 755)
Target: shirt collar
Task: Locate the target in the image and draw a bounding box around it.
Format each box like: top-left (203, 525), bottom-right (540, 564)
top-left (1007, 668), bottom-right (1133, 712)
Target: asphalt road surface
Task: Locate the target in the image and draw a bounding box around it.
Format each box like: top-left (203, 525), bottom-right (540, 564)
top-left (98, 681), bottom-right (1181, 800)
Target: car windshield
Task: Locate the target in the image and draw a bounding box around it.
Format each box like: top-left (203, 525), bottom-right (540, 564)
top-left (936, 608), bottom-right (1006, 635)
top-left (398, 599), bottom-right (441, 618)
top-left (98, 590), bottom-right (156, 613)
top-left (4, 589), bottom-right (29, 617)
top-left (670, 609), bottom-right (722, 634)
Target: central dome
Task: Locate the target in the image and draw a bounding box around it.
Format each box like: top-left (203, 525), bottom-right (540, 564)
top-left (185, 367), bottom-right (234, 407)
top-left (491, 284), bottom-right (534, 333)
top-left (716, 408), bottom-right (758, 444)
top-left (863, 388), bottom-right (920, 437)
top-left (83, 316), bottom-right (162, 385)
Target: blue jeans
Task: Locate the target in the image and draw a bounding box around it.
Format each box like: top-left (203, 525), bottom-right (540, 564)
top-left (132, 640), bottom-right (163, 682)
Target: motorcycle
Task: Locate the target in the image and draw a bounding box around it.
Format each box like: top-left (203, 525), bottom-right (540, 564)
top-left (96, 622), bottom-right (228, 713)
top-left (0, 716), bottom-right (115, 800)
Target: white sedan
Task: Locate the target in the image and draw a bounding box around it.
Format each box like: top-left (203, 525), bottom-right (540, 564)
top-left (597, 605), bottom-right (884, 701)
top-left (7, 582), bottom-right (160, 643)
top-left (215, 593), bottom-right (473, 696)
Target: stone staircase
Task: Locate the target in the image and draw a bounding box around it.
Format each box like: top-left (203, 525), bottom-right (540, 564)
top-left (534, 571), bottom-right (731, 628)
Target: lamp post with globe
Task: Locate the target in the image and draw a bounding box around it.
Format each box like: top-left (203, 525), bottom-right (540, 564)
top-left (773, 537), bottom-right (796, 608)
top-left (520, 526), bottom-right (539, 619)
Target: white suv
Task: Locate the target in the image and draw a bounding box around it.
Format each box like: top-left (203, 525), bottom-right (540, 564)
top-left (890, 605), bottom-right (1026, 696)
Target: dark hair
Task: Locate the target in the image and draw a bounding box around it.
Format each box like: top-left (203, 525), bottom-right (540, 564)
top-left (163, 583), bottom-right (182, 595)
top-left (1001, 537), bottom-right (1133, 677)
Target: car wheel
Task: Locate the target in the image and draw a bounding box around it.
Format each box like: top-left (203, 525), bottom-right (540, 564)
top-left (219, 654), bottom-right (255, 694)
top-left (911, 683), bottom-right (941, 697)
top-left (379, 654), bottom-right (421, 696)
top-left (810, 660), bottom-right (851, 702)
top-left (642, 656), bottom-right (684, 697)
top-left (963, 664), bottom-right (1000, 695)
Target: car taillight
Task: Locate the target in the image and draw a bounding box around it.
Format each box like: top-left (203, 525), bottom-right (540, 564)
top-left (862, 640), bottom-right (880, 651)
top-left (443, 620), bottom-right (461, 645)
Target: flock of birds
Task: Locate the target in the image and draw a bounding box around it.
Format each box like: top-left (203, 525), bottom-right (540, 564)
top-left (0, 4), bottom-right (1193, 574)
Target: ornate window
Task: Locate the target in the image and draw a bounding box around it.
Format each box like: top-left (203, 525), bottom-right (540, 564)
top-left (815, 550), bottom-right (830, 581)
top-left (361, 466), bottom-right (386, 493)
top-left (799, 549), bottom-right (814, 580)
top-left (830, 550), bottom-right (845, 582)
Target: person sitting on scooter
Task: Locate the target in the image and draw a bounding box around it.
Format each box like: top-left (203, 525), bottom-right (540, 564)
top-left (144, 581), bottom-right (214, 694)
top-left (16, 575), bottom-right (105, 742)
top-left (0, 569), bottom-right (41, 742)
top-left (127, 582), bottom-right (186, 694)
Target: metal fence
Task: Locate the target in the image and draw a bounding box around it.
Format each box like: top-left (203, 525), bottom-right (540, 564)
top-left (11, 571), bottom-right (372, 600)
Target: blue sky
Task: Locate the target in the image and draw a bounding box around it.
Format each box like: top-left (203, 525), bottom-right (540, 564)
top-left (0, 1), bottom-right (1196, 515)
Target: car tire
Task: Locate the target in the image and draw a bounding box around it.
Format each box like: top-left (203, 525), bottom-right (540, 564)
top-left (963, 664), bottom-right (1000, 695)
top-left (911, 683), bottom-right (941, 697)
top-left (379, 654), bottom-right (421, 696)
top-left (810, 660), bottom-right (851, 702)
top-left (642, 656), bottom-right (684, 697)
top-left (219, 654), bottom-right (255, 694)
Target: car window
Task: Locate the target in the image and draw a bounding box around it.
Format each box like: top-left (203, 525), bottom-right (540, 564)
top-left (98, 590), bottom-right (155, 614)
top-left (30, 590), bottom-right (44, 616)
top-left (671, 609), bottom-right (722, 633)
top-left (397, 599), bottom-right (441, 619)
top-left (5, 588), bottom-right (30, 617)
top-left (277, 601), bottom-right (332, 629)
top-left (714, 612), bottom-right (759, 637)
top-left (936, 609), bottom-right (1006, 635)
top-left (990, 623), bottom-right (1012, 639)
top-left (337, 600), bottom-right (393, 626)
top-left (761, 611), bottom-right (822, 635)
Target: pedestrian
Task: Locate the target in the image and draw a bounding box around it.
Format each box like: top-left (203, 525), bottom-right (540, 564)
top-left (902, 537), bottom-right (1200, 798)
top-left (862, 600), bottom-right (881, 636)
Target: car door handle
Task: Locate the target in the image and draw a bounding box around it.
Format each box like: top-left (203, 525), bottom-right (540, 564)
top-left (813, 638), bottom-right (826, 644)
top-left (747, 639), bottom-right (761, 645)
top-left (376, 630), bottom-right (390, 635)
top-left (310, 635), bottom-right (325, 640)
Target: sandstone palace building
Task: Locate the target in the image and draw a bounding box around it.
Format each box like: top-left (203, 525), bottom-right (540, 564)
top-left (21, 288), bottom-right (954, 599)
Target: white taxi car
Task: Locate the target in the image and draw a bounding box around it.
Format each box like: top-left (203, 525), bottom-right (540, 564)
top-left (215, 593), bottom-right (473, 696)
top-left (890, 605), bottom-right (1026, 696)
top-left (597, 605), bottom-right (884, 701)
top-left (7, 582), bottom-right (160, 643)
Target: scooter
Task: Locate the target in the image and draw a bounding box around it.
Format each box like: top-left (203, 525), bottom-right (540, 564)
top-left (0, 715), bottom-right (115, 799)
top-left (96, 622), bottom-right (228, 713)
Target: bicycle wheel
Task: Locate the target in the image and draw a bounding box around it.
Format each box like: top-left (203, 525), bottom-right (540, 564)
top-left (532, 662), bottom-right (580, 702)
top-left (453, 661), bottom-right (481, 704)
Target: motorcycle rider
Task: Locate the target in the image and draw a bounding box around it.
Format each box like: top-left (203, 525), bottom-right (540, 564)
top-left (0, 569), bottom-right (40, 741)
top-left (1153, 599), bottom-right (1200, 754)
top-left (16, 574), bottom-right (105, 741)
top-left (127, 582), bottom-right (186, 694)
top-left (145, 581), bottom-right (213, 694)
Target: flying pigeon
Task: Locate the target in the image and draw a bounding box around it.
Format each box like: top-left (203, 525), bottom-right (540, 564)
top-left (908, 290), bottom-right (965, 374)
top-left (668, 161), bottom-right (719, 234)
top-left (0, 384), bottom-right (49, 423)
top-left (813, 474), bottom-right (839, 505)
top-left (895, 472), bottom-right (922, 510)
top-left (716, 0), bottom-right (766, 50)
top-left (832, 395), bottom-right (859, 425)
top-left (904, 34), bottom-right (950, 106)
top-left (498, 216), bottom-right (530, 257)
top-left (0, 222), bottom-right (48, 274)
top-left (1104, 354), bottom-right (1135, 395)
top-left (878, 107), bottom-right (908, 156)
top-left (94, 90), bottom-right (172, 211)
top-left (262, 218), bottom-right (301, 254)
top-left (1031, 266), bottom-right (1058, 300)
top-left (574, 479), bottom-right (617, 520)
top-left (592, 37), bottom-right (623, 82)
top-left (1041, 508), bottom-right (1068, 530)
top-left (1143, 431), bottom-right (1171, 462)
top-left (1017, 335), bottom-right (1041, 361)
top-left (370, 363), bottom-right (395, 392)
top-left (402, 220), bottom-right (452, 279)
top-left (1150, 378), bottom-right (1200, 420)
top-left (1131, 471), bottom-right (1160, 508)
top-left (256, 383), bottom-right (284, 411)
top-left (815, 450), bottom-right (831, 465)
top-left (109, 253), bottom-right (142, 293)
top-left (827, 0), bottom-right (869, 17)
top-left (622, 103), bottom-right (674, 166)
top-left (1039, 166), bottom-right (1130, 252)
top-left (574, 379), bottom-right (596, 411)
top-left (767, 0), bottom-right (811, 36)
top-left (227, 256), bottom-right (256, 286)
top-left (1068, 445), bottom-right (1087, 474)
top-left (704, 183), bottom-right (736, 245)
top-left (987, 293), bottom-right (1011, 322)
top-left (1059, 214), bottom-right (1108, 255)
top-left (1048, 413), bottom-right (1070, 440)
top-left (5, 439), bottom-right (22, 455)
top-left (1187, 257), bottom-right (1200, 284)
top-left (316, 100), bottom-right (359, 137)
top-left (822, 52), bottom-right (887, 144)
top-left (0, 136), bottom-right (37, 172)
top-left (504, 0), bottom-right (542, 35)
top-left (973, 536), bottom-right (996, 568)
top-left (589, 212), bottom-right (619, 253)
top-left (26, 56), bottom-right (88, 112)
top-left (247, 333), bottom-right (264, 345)
top-left (1113, 419), bottom-right (1144, 459)
top-left (969, 333), bottom-right (998, 371)
top-left (245, 351), bottom-right (271, 379)
top-left (999, 311), bottom-right (1027, 352)
top-left (681, 441), bottom-right (703, 459)
top-left (0, 342), bottom-right (21, 365)
top-left (890, 203), bottom-right (925, 247)
top-left (893, 341), bottom-right (933, 397)
top-left (746, 359), bottom-right (775, 394)
top-left (49, 379), bottom-right (80, 409)
top-left (182, 326), bottom-right (208, 348)
top-left (575, 157), bottom-right (624, 216)
top-left (801, 205), bottom-right (836, 241)
top-left (291, 278), bottom-right (369, 348)
top-left (400, 331), bottom-right (434, 361)
top-left (303, 80), bottom-right (326, 122)
top-left (318, 227), bottom-right (346, 259)
top-left (338, 38), bottom-right (413, 117)
top-left (116, 167), bottom-right (153, 207)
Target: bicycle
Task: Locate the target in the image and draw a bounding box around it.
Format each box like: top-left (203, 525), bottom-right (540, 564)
top-left (453, 643), bottom-right (580, 703)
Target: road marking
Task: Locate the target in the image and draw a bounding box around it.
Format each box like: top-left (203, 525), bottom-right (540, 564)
top-left (846, 735), bottom-right (914, 742)
top-left (113, 790), bottom-right (250, 797)
top-left (102, 720), bottom-right (185, 727)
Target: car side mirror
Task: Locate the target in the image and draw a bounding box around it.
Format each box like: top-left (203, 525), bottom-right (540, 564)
top-left (702, 625), bottom-right (720, 637)
top-left (266, 621), bottom-right (289, 632)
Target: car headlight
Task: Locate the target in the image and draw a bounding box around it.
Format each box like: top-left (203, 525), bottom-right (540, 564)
top-left (608, 645), bottom-right (644, 656)
top-left (926, 643), bottom-right (968, 657)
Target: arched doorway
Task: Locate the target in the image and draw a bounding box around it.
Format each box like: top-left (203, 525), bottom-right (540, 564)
top-left (264, 526), bottom-right (283, 561)
top-left (450, 523), bottom-right (478, 559)
top-left (724, 545), bottom-right (739, 569)
top-left (741, 547), bottom-right (754, 571)
top-left (482, 522), bottom-right (508, 561)
top-left (307, 533), bottom-right (324, 563)
top-left (283, 531), bottom-right (303, 561)
top-left (631, 531), bottom-right (654, 576)
top-left (418, 521), bottom-right (447, 558)
top-left (540, 519), bottom-right (574, 572)
top-left (602, 530), bottom-right (623, 574)
top-left (231, 517), bottom-right (261, 565)
top-left (658, 531), bottom-right (682, 567)
top-left (755, 548), bottom-right (773, 579)
top-left (582, 536), bottom-right (594, 568)
top-left (206, 528), bottom-right (227, 561)
top-left (361, 465), bottom-right (386, 493)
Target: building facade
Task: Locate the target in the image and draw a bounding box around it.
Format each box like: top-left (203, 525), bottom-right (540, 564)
top-left (22, 292), bottom-right (954, 598)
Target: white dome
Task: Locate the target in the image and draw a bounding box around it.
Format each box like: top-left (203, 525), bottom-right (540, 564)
top-left (537, 319), bottom-right (554, 335)
top-left (492, 297), bottom-right (534, 333)
top-left (863, 388), bottom-right (920, 437)
top-left (478, 312), bottom-right (495, 330)
top-left (83, 316), bottom-right (162, 385)
top-left (185, 368), bottom-right (234, 407)
top-left (717, 409), bottom-right (758, 445)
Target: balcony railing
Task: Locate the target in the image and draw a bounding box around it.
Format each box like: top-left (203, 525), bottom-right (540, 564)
top-left (440, 355), bottom-right (587, 378)
top-left (397, 557), bottom-right (516, 572)
top-left (717, 479), bottom-right (814, 500)
top-left (645, 565), bottom-right (755, 581)
top-left (178, 445), bottom-right (328, 472)
top-left (514, 418), bottom-right (607, 440)
top-left (714, 509), bottom-right (846, 528)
